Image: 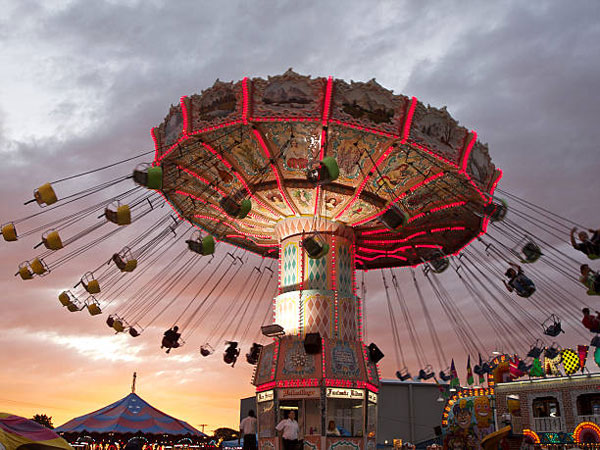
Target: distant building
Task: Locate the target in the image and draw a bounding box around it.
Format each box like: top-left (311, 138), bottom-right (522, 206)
top-left (241, 378), bottom-right (446, 447)
top-left (495, 373), bottom-right (600, 442)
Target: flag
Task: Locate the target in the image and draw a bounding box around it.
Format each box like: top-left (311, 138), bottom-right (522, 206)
top-left (450, 359), bottom-right (460, 388)
top-left (529, 358), bottom-right (544, 377)
top-left (478, 353), bottom-right (485, 385)
top-left (466, 355), bottom-right (474, 385)
top-left (509, 358), bottom-right (525, 379)
top-left (434, 376), bottom-right (448, 399)
top-left (578, 345), bottom-right (589, 371)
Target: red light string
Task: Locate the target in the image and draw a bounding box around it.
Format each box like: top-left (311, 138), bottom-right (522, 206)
top-left (459, 131), bottom-right (477, 174)
top-left (252, 128), bottom-right (296, 214)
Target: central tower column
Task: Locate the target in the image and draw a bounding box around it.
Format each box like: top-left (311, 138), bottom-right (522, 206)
top-left (253, 218), bottom-right (379, 450)
top-left (274, 218), bottom-right (361, 341)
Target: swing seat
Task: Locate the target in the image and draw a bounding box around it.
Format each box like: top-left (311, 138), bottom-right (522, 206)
top-left (246, 343), bottom-right (263, 365)
top-left (220, 196), bottom-right (252, 219)
top-left (396, 370), bottom-right (412, 381)
top-left (378, 206), bottom-right (409, 232)
top-left (105, 204), bottom-right (131, 225)
top-left (59, 292), bottom-right (72, 307)
top-left (430, 256), bottom-right (450, 274)
top-left (34, 183), bottom-right (58, 206)
top-left (133, 165), bottom-right (163, 190)
top-left (129, 327), bottom-right (141, 337)
top-left (302, 236), bottom-right (329, 259)
top-left (544, 324), bottom-right (562, 337)
top-left (1, 223), bottom-right (17, 241)
top-left (516, 283), bottom-right (536, 298)
top-left (186, 234), bottom-right (215, 256)
top-left (521, 242), bottom-right (542, 263)
top-left (113, 319), bottom-right (125, 333)
top-left (483, 198), bottom-right (508, 222)
top-left (306, 157), bottom-right (340, 186)
top-left (83, 279), bottom-right (100, 294)
top-left (418, 367), bottom-right (435, 380)
top-left (224, 342), bottom-right (239, 365)
top-left (438, 370), bottom-right (452, 382)
top-left (67, 302), bottom-right (82, 312)
top-left (162, 336), bottom-right (180, 349)
top-left (112, 253), bottom-right (138, 272)
top-left (544, 345), bottom-right (560, 360)
top-left (87, 302), bottom-right (102, 316)
top-left (517, 360), bottom-right (532, 373)
top-left (481, 362), bottom-right (491, 374)
top-left (30, 258), bottom-right (48, 275)
top-left (588, 254), bottom-right (600, 260)
top-left (18, 264), bottom-right (33, 280)
top-left (587, 288), bottom-right (600, 296)
top-left (200, 344), bottom-right (213, 357)
top-left (43, 230), bottom-right (63, 250)
top-left (527, 345), bottom-right (543, 359)
top-left (591, 335), bottom-right (600, 347)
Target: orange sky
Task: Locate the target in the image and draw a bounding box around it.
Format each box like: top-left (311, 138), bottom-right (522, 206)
top-left (2, 0), bottom-right (600, 438)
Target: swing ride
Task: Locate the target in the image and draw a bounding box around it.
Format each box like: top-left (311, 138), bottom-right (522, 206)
top-left (2, 70), bottom-right (599, 450)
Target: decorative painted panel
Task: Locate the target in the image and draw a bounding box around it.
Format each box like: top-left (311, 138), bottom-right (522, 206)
top-left (275, 292), bottom-right (300, 336)
top-left (338, 297), bottom-right (357, 342)
top-left (255, 343), bottom-right (276, 385)
top-left (282, 242), bottom-right (300, 291)
top-left (306, 256), bottom-right (328, 291)
top-left (328, 340), bottom-right (362, 379)
top-left (336, 244), bottom-right (353, 297)
top-left (280, 339), bottom-right (317, 378)
top-left (303, 292), bottom-right (334, 338)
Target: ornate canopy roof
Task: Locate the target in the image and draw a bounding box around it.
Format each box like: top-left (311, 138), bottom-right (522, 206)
top-left (151, 70), bottom-right (501, 269)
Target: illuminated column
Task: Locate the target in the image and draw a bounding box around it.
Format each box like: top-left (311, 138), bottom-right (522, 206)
top-left (274, 218), bottom-right (357, 340)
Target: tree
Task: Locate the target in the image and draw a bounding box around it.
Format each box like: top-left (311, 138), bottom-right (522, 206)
top-left (31, 414), bottom-right (54, 429)
top-left (213, 427), bottom-right (239, 442)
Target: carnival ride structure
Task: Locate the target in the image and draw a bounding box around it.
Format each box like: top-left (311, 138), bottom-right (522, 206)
top-left (3, 70), bottom-right (599, 450)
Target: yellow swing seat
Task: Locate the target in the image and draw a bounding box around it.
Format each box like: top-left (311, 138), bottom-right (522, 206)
top-left (18, 264), bottom-right (33, 280)
top-left (58, 291), bottom-right (72, 307)
top-left (80, 272), bottom-right (101, 294)
top-left (30, 258), bottom-right (48, 275)
top-left (42, 230), bottom-right (63, 250)
top-left (84, 279), bottom-right (100, 294)
top-left (87, 301), bottom-right (102, 316)
top-left (34, 183), bottom-right (58, 206)
top-left (113, 319), bottom-right (125, 333)
top-left (66, 302), bottom-right (81, 312)
top-left (112, 250), bottom-right (137, 272)
top-left (1, 223), bottom-right (17, 241)
top-left (105, 204), bottom-right (131, 225)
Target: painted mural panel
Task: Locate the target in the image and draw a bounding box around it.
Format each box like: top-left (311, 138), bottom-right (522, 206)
top-left (262, 122), bottom-right (321, 177)
top-left (280, 339), bottom-right (318, 378)
top-left (303, 292), bottom-right (333, 338)
top-left (443, 395), bottom-right (495, 450)
top-left (330, 78), bottom-right (411, 136)
top-left (251, 71), bottom-right (325, 118)
top-left (409, 102), bottom-right (469, 166)
top-left (188, 80), bottom-right (241, 131)
top-left (327, 125), bottom-right (390, 183)
top-left (255, 344), bottom-right (275, 385)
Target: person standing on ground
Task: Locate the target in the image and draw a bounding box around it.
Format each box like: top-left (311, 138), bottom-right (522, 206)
top-left (240, 410), bottom-right (258, 450)
top-left (276, 410), bottom-right (299, 450)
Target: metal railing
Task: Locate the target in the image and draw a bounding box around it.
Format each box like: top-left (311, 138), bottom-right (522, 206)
top-left (578, 414), bottom-right (600, 426)
top-left (532, 416), bottom-right (564, 432)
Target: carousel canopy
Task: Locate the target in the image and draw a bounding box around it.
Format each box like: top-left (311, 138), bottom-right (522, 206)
top-left (55, 393), bottom-right (204, 436)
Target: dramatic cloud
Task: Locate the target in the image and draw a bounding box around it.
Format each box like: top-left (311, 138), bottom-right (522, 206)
top-left (1, 0), bottom-right (598, 432)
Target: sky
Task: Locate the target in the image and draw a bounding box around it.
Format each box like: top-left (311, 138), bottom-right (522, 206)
top-left (1, 0), bottom-right (600, 435)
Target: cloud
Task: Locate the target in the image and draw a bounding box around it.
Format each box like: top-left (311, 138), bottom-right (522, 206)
top-left (0, 0), bottom-right (599, 432)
